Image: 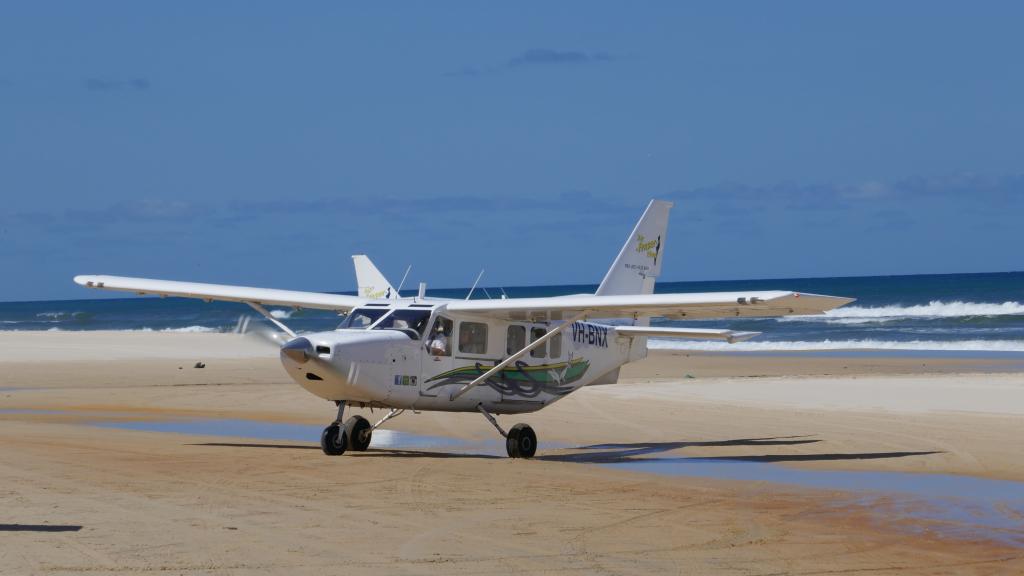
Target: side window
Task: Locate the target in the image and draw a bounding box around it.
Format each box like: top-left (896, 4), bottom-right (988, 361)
top-left (506, 325), bottom-right (525, 355)
top-left (458, 322), bottom-right (488, 354)
top-left (530, 327), bottom-right (547, 358)
top-left (549, 331), bottom-right (562, 359)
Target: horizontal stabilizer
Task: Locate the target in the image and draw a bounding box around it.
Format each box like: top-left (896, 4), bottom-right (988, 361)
top-left (614, 325), bottom-right (760, 343)
top-left (74, 275), bottom-right (363, 312)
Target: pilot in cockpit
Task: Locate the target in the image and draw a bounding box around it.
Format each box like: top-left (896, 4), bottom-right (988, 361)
top-left (427, 318), bottom-right (451, 357)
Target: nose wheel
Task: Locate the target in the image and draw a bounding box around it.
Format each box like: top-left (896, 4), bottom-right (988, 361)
top-left (321, 402), bottom-right (349, 456)
top-left (321, 403), bottom-right (405, 456)
top-left (320, 424), bottom-right (347, 455)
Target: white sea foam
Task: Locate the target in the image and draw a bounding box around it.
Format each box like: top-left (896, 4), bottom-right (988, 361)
top-left (159, 326), bottom-right (221, 333)
top-left (16, 326), bottom-right (224, 333)
top-left (269, 309), bottom-right (292, 319)
top-left (648, 338), bottom-right (1024, 353)
top-left (779, 301), bottom-right (1024, 324)
top-left (35, 311), bottom-right (89, 320)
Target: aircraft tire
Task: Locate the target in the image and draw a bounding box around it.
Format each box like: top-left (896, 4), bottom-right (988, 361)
top-left (345, 416), bottom-right (372, 451)
top-left (321, 424), bottom-right (347, 456)
top-left (506, 423), bottom-right (537, 459)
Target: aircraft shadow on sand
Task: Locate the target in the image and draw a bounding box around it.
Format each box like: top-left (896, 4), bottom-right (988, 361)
top-left (187, 435), bottom-right (941, 465)
top-left (0, 524), bottom-right (83, 532)
top-left (536, 436), bottom-right (943, 465)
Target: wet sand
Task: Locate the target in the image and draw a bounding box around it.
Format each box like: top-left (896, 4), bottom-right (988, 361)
top-left (1, 332), bottom-right (1023, 574)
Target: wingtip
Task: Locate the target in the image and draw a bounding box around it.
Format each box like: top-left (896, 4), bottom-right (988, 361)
top-left (74, 275), bottom-right (104, 288)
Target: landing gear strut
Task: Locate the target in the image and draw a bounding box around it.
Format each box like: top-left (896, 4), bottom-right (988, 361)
top-left (477, 404), bottom-right (537, 459)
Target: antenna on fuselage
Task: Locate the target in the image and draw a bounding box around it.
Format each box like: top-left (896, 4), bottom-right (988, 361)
top-left (395, 265), bottom-right (412, 297)
top-left (417, 282), bottom-right (427, 300)
top-left (466, 269), bottom-right (485, 300)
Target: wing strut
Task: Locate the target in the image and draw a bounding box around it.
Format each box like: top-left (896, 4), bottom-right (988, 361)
top-left (245, 302), bottom-right (297, 338)
top-left (449, 310), bottom-right (589, 401)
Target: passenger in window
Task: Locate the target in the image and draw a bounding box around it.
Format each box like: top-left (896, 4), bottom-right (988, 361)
top-left (458, 322), bottom-right (488, 354)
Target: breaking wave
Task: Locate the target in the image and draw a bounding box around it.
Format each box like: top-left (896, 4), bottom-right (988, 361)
top-left (269, 309), bottom-right (292, 319)
top-left (780, 301), bottom-right (1024, 325)
top-left (648, 338), bottom-right (1024, 353)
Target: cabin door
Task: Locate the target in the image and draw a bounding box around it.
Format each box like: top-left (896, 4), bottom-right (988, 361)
top-left (419, 316), bottom-right (453, 397)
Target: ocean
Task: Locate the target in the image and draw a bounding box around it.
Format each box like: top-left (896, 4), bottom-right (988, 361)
top-left (1, 271), bottom-right (1022, 354)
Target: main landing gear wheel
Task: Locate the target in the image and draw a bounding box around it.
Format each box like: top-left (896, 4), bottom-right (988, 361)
top-left (344, 415), bottom-right (372, 452)
top-left (320, 424), bottom-right (347, 456)
top-left (506, 423), bottom-right (537, 459)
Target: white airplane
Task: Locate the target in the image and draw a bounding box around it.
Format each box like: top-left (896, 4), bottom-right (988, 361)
top-left (74, 200), bottom-right (854, 458)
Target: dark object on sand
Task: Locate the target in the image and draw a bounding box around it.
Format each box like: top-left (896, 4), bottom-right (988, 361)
top-left (194, 362), bottom-right (206, 369)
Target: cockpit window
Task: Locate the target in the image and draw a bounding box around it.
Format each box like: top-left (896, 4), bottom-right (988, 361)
top-left (372, 309), bottom-right (433, 338)
top-left (338, 307), bottom-right (389, 329)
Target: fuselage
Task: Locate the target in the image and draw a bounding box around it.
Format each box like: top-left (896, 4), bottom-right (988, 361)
top-left (279, 299), bottom-right (644, 414)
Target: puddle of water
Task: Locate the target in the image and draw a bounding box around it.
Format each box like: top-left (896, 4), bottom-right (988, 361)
top-left (596, 457), bottom-right (1024, 547)
top-left (90, 418), bottom-right (499, 453)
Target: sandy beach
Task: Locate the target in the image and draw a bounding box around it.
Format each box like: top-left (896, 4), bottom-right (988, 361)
top-left (2, 332), bottom-right (1023, 574)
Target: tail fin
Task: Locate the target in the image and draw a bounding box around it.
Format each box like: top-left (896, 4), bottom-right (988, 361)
top-left (596, 199), bottom-right (673, 296)
top-left (352, 255), bottom-right (398, 300)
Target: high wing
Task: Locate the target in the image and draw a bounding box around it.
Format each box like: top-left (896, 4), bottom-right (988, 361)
top-left (444, 291), bottom-right (854, 321)
top-left (613, 325), bottom-right (760, 343)
top-left (73, 275), bottom-right (365, 312)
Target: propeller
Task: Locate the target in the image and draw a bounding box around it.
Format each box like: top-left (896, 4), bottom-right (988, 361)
top-left (234, 314), bottom-right (294, 350)
top-left (233, 305), bottom-right (320, 365)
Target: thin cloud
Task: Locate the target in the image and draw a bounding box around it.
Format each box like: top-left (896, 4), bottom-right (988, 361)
top-left (447, 48), bottom-right (614, 77)
top-left (507, 49), bottom-right (613, 67)
top-left (84, 77), bottom-right (150, 92)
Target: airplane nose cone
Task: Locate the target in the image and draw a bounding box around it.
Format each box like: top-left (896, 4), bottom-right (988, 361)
top-left (281, 337), bottom-right (312, 364)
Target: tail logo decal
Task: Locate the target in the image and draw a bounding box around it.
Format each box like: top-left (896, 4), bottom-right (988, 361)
top-left (636, 234), bottom-right (661, 264)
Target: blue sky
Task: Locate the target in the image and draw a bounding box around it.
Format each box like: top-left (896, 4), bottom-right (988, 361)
top-left (1, 1), bottom-right (1022, 301)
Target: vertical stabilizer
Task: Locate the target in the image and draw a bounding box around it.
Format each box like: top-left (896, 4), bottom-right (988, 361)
top-left (596, 199), bottom-right (673, 367)
top-left (595, 199), bottom-right (673, 296)
top-left (352, 255), bottom-right (398, 299)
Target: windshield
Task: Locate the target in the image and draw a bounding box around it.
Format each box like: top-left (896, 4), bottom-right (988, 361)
top-left (338, 308), bottom-right (389, 329)
top-left (372, 309), bottom-right (433, 337)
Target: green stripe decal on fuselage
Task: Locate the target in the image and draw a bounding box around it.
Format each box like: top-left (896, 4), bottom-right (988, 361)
top-left (426, 358), bottom-right (590, 398)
